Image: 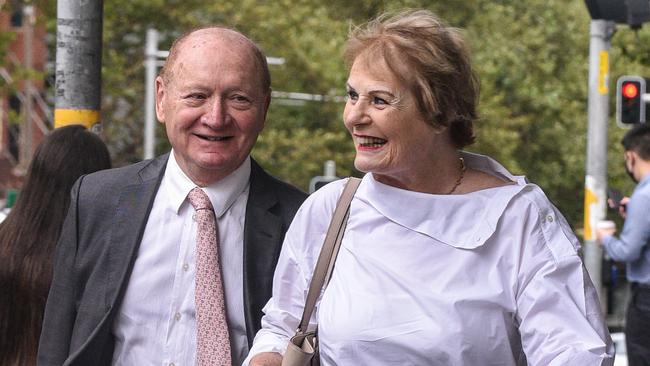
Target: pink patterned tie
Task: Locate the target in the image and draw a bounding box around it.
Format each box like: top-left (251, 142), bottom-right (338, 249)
top-left (187, 187), bottom-right (232, 366)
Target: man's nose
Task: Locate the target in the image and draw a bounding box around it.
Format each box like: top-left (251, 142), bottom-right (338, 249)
top-left (201, 98), bottom-right (228, 128)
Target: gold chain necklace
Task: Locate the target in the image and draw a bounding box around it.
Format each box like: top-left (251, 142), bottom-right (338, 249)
top-left (447, 157), bottom-right (466, 195)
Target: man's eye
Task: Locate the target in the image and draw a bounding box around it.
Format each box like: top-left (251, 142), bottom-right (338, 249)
top-left (229, 94), bottom-right (254, 109)
top-left (231, 95), bottom-right (251, 103)
top-left (186, 93), bottom-right (207, 100)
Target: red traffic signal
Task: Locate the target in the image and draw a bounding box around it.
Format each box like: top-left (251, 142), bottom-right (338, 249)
top-left (622, 82), bottom-right (639, 99)
top-left (617, 76), bottom-right (647, 126)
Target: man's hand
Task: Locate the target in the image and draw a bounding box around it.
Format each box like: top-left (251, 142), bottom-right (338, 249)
top-left (607, 195), bottom-right (630, 219)
top-left (249, 352), bottom-right (283, 366)
top-left (596, 222), bottom-right (617, 243)
top-left (618, 197), bottom-right (630, 218)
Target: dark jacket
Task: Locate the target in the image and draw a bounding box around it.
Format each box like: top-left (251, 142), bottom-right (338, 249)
top-left (37, 154), bottom-right (307, 366)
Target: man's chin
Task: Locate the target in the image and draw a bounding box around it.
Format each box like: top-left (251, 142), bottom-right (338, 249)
top-left (196, 155), bottom-right (247, 175)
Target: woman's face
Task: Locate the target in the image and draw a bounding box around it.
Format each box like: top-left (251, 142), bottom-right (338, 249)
top-left (343, 56), bottom-right (442, 186)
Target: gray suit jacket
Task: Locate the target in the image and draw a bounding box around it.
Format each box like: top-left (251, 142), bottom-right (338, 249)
top-left (37, 154), bottom-right (307, 366)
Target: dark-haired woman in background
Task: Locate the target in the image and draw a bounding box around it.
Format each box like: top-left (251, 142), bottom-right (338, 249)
top-left (0, 125), bottom-right (111, 366)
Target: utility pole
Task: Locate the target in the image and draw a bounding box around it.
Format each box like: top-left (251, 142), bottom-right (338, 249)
top-left (54, 0), bottom-right (103, 130)
top-left (18, 5), bottom-right (34, 170)
top-left (582, 0), bottom-right (650, 309)
top-left (144, 28), bottom-right (168, 160)
top-left (583, 19), bottom-right (616, 303)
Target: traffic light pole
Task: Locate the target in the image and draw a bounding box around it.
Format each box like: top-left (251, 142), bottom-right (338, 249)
top-left (583, 19), bottom-right (616, 305)
top-left (54, 0), bottom-right (103, 129)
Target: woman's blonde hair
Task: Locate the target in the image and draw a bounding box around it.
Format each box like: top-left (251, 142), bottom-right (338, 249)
top-left (345, 9), bottom-right (479, 147)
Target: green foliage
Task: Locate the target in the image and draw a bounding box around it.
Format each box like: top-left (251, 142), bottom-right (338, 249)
top-left (30, 0), bottom-right (650, 228)
top-left (467, 0), bottom-right (594, 225)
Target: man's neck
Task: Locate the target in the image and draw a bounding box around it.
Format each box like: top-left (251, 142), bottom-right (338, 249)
top-left (637, 159), bottom-right (650, 183)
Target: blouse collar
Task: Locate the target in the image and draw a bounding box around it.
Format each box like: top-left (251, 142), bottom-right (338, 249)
top-left (355, 151), bottom-right (529, 249)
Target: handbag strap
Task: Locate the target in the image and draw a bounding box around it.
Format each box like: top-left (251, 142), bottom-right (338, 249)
top-left (296, 177), bottom-right (361, 333)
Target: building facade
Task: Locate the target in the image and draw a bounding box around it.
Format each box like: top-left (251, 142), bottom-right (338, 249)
top-left (0, 1), bottom-right (50, 197)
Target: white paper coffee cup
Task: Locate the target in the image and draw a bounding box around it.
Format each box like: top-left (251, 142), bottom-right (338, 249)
top-left (597, 220), bottom-right (616, 231)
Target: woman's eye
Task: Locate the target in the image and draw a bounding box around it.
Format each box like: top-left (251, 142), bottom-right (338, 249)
top-left (347, 90), bottom-right (359, 101)
top-left (373, 96), bottom-right (388, 105)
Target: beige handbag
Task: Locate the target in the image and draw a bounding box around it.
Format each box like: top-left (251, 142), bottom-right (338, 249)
top-left (281, 178), bottom-right (361, 366)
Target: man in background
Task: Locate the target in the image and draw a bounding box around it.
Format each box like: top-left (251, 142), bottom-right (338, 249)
top-left (598, 123), bottom-right (650, 366)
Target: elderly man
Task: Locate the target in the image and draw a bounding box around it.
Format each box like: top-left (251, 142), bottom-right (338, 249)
top-left (37, 27), bottom-right (307, 366)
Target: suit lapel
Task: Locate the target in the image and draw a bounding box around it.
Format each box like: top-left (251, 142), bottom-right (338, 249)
top-left (65, 155), bottom-right (169, 365)
top-left (105, 154), bottom-right (168, 312)
top-left (243, 160), bottom-right (283, 344)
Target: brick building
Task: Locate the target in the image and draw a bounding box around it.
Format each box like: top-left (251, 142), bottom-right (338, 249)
top-left (0, 1), bottom-right (50, 195)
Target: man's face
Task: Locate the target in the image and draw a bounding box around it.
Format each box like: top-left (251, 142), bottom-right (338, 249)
top-left (155, 30), bottom-right (270, 186)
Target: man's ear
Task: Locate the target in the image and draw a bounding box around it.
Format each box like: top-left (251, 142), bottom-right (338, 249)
top-left (260, 88), bottom-right (272, 127)
top-left (155, 76), bottom-right (166, 123)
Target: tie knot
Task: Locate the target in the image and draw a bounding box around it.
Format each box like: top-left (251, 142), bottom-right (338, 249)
top-left (187, 187), bottom-right (214, 211)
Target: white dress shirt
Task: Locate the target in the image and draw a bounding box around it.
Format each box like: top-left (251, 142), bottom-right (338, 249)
top-left (245, 151), bottom-right (614, 366)
top-left (112, 151), bottom-right (251, 366)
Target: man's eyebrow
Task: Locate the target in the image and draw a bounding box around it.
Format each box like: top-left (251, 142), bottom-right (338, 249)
top-left (176, 83), bottom-right (212, 92)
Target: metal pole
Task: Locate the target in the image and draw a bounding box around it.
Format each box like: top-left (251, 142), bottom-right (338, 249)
top-left (583, 19), bottom-right (616, 305)
top-left (144, 28), bottom-right (158, 160)
top-left (54, 0), bottom-right (103, 129)
top-left (19, 5), bottom-right (34, 169)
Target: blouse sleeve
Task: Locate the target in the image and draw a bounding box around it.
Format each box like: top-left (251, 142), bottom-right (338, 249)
top-left (242, 180), bottom-right (344, 365)
top-left (513, 192), bottom-right (615, 365)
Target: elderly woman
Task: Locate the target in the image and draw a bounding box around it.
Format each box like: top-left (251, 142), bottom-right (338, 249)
top-left (246, 10), bottom-right (614, 366)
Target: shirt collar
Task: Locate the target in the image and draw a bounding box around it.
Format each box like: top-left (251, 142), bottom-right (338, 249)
top-left (638, 172), bottom-right (650, 188)
top-left (356, 151), bottom-right (528, 249)
top-left (164, 150), bottom-right (251, 217)
top-left (460, 150), bottom-right (528, 185)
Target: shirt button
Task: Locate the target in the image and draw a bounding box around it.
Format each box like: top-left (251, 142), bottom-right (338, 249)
top-left (546, 215), bottom-right (554, 223)
top-left (174, 312), bottom-right (181, 321)
top-left (192, 213), bottom-right (197, 221)
top-left (182, 263), bottom-right (189, 271)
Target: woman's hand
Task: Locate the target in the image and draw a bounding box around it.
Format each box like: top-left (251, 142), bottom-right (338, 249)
top-left (249, 352), bottom-right (283, 366)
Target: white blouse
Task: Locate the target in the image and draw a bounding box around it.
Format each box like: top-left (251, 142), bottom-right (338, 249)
top-left (245, 152), bottom-right (614, 366)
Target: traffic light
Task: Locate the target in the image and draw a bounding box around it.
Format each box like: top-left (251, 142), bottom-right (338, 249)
top-left (585, 0), bottom-right (650, 29)
top-left (616, 76), bottom-right (647, 126)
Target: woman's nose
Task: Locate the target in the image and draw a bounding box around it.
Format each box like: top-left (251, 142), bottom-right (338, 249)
top-left (343, 100), bottom-right (370, 128)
